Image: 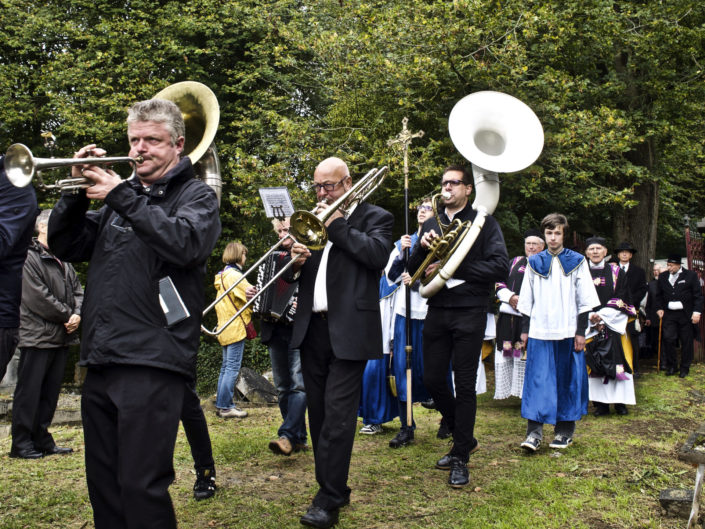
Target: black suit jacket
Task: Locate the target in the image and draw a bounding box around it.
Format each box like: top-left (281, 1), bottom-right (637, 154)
top-left (655, 268), bottom-right (704, 317)
top-left (644, 278), bottom-right (660, 322)
top-left (623, 263), bottom-right (647, 308)
top-left (290, 201), bottom-right (394, 361)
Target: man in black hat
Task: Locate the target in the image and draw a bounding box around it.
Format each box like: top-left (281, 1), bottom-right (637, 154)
top-left (614, 242), bottom-right (647, 377)
top-left (654, 255), bottom-right (703, 377)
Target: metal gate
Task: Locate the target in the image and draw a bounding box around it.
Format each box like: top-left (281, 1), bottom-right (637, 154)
top-left (684, 224), bottom-right (705, 362)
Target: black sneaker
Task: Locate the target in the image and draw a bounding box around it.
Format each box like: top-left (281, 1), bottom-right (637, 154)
top-left (389, 427), bottom-right (414, 448)
top-left (448, 457), bottom-right (470, 488)
top-left (520, 436), bottom-right (541, 452)
top-left (548, 435), bottom-right (573, 449)
top-left (436, 419), bottom-right (452, 440)
top-left (193, 467), bottom-right (216, 500)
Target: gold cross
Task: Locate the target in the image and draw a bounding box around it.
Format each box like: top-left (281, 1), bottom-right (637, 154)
top-left (388, 117), bottom-right (424, 188)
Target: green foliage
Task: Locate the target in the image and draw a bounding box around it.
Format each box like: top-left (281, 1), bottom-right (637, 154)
top-left (2, 0), bottom-right (705, 322)
top-left (196, 335), bottom-right (271, 396)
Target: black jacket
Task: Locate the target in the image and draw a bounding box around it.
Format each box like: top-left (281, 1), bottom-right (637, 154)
top-left (19, 239), bottom-right (83, 348)
top-left (623, 263), bottom-right (647, 309)
top-left (290, 201), bottom-right (393, 361)
top-left (48, 158), bottom-right (221, 378)
top-left (654, 267), bottom-right (704, 318)
top-left (407, 203), bottom-right (509, 308)
top-left (0, 157), bottom-right (39, 328)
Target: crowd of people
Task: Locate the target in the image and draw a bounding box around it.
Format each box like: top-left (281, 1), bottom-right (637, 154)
top-left (1, 94), bottom-right (703, 529)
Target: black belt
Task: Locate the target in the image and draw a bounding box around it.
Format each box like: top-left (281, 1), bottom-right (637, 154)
top-left (313, 311), bottom-right (328, 320)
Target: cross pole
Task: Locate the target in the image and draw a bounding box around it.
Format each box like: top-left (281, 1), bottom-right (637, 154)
top-left (387, 117), bottom-right (424, 429)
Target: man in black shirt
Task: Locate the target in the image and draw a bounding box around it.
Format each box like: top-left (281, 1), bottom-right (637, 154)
top-left (408, 165), bottom-right (508, 488)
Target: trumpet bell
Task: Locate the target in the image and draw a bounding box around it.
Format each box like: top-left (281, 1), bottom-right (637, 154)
top-left (289, 210), bottom-right (328, 251)
top-left (5, 143), bottom-right (35, 187)
top-left (448, 91), bottom-right (544, 173)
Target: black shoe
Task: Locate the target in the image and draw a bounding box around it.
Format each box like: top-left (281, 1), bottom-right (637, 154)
top-left (300, 505), bottom-right (339, 528)
top-left (679, 369), bottom-right (689, 378)
top-left (421, 399), bottom-right (436, 409)
top-left (193, 467), bottom-right (216, 500)
top-left (448, 457), bottom-right (470, 488)
top-left (614, 404), bottom-right (628, 415)
top-left (520, 436), bottom-right (541, 453)
top-left (666, 367), bottom-right (676, 376)
top-left (436, 419), bottom-right (452, 440)
top-left (436, 439), bottom-right (479, 470)
top-left (593, 403), bottom-right (610, 417)
top-left (42, 445), bottom-right (73, 456)
top-left (389, 427), bottom-right (414, 448)
top-left (9, 447), bottom-right (43, 459)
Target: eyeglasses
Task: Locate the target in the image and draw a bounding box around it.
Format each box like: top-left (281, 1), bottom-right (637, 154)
top-left (441, 179), bottom-right (465, 187)
top-left (417, 205), bottom-right (432, 212)
top-left (311, 175), bottom-right (348, 192)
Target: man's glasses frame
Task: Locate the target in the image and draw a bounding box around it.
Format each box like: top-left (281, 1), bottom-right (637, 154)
top-left (311, 175), bottom-right (348, 192)
top-left (441, 179), bottom-right (466, 188)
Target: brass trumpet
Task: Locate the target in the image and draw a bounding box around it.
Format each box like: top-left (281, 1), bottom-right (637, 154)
top-left (201, 165), bottom-right (388, 337)
top-left (4, 143), bottom-right (142, 191)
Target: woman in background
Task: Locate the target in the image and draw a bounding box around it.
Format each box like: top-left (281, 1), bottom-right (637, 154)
top-left (214, 241), bottom-right (252, 418)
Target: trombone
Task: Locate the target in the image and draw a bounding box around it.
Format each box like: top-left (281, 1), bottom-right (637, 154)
top-left (201, 165), bottom-right (388, 337)
top-left (4, 143), bottom-right (143, 191)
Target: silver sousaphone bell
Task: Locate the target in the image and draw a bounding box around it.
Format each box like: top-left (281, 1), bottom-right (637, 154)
top-left (418, 91), bottom-right (544, 298)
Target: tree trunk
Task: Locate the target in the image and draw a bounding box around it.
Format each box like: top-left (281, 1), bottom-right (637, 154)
top-left (613, 179), bottom-right (659, 272)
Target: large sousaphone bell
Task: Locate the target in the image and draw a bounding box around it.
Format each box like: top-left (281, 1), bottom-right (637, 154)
top-left (416, 91), bottom-right (544, 298)
top-left (155, 81), bottom-right (222, 205)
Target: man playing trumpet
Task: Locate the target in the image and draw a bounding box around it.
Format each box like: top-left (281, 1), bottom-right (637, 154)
top-left (48, 98), bottom-right (221, 528)
top-left (408, 165), bottom-right (508, 488)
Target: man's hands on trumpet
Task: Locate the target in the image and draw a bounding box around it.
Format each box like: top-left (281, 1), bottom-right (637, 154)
top-left (73, 144), bottom-right (123, 200)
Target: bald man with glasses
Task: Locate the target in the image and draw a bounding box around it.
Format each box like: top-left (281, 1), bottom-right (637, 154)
top-left (288, 157), bottom-right (393, 528)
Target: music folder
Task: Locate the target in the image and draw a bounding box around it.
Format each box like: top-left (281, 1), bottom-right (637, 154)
top-left (158, 276), bottom-right (190, 326)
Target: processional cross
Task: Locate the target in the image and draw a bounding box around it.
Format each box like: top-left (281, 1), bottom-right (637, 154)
top-left (387, 117), bottom-right (424, 190)
top-left (387, 117), bottom-right (424, 428)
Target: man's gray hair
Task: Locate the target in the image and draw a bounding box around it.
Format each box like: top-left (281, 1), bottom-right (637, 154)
top-left (35, 209), bottom-right (51, 232)
top-left (126, 99), bottom-right (185, 145)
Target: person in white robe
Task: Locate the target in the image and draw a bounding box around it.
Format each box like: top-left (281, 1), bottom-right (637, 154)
top-left (517, 213), bottom-right (600, 452)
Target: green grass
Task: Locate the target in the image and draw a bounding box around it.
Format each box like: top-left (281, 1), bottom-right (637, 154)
top-left (1, 361), bottom-right (703, 528)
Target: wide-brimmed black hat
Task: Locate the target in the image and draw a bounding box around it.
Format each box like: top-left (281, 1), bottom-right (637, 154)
top-left (615, 241), bottom-right (637, 254)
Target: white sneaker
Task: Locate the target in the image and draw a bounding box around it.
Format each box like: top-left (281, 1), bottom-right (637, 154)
top-left (359, 424), bottom-right (382, 435)
top-left (217, 407), bottom-right (248, 418)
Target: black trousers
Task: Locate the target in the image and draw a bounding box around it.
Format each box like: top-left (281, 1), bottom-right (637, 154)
top-left (82, 365), bottom-right (185, 529)
top-left (0, 327), bottom-right (19, 382)
top-left (181, 381), bottom-right (214, 472)
top-left (11, 346), bottom-right (68, 451)
top-left (663, 310), bottom-right (694, 370)
top-left (423, 306), bottom-right (485, 462)
top-left (300, 314), bottom-right (367, 510)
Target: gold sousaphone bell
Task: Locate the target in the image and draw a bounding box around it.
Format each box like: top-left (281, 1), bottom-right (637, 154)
top-left (4, 81), bottom-right (222, 204)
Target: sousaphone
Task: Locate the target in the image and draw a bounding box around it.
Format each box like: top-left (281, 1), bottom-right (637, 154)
top-left (416, 91), bottom-right (544, 297)
top-left (154, 81), bottom-right (222, 205)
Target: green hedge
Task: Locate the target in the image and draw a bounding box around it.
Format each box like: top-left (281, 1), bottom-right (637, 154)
top-left (196, 337), bottom-right (271, 396)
